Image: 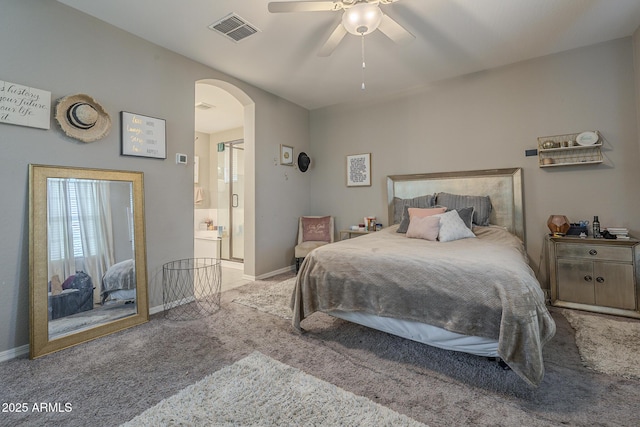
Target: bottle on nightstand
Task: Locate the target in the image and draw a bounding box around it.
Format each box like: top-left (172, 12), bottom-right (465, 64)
top-left (592, 215), bottom-right (601, 238)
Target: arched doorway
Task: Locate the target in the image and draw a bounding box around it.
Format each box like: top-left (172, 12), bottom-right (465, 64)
top-left (194, 79), bottom-right (255, 278)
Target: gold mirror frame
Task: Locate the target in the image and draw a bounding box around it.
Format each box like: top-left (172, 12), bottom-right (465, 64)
top-left (29, 164), bottom-right (149, 359)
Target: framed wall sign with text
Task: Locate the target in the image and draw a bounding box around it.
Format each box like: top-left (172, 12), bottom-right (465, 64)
top-left (0, 80), bottom-right (51, 130)
top-left (346, 153), bottom-right (371, 187)
top-left (121, 111), bottom-right (166, 159)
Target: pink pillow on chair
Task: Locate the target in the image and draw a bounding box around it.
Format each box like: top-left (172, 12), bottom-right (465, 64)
top-left (302, 216), bottom-right (331, 242)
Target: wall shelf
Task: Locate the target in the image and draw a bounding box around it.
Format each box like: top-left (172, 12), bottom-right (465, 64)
top-left (537, 131), bottom-right (602, 168)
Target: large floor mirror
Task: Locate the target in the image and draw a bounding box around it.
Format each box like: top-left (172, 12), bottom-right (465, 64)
top-left (29, 164), bottom-right (149, 359)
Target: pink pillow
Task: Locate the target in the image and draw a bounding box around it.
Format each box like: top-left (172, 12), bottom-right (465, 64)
top-left (408, 207), bottom-right (446, 219)
top-left (302, 216), bottom-right (331, 242)
top-left (406, 215), bottom-right (440, 241)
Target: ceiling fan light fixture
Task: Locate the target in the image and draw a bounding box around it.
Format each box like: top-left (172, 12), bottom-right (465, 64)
top-left (342, 3), bottom-right (383, 36)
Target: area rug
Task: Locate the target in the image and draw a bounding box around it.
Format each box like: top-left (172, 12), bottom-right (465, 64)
top-left (562, 309), bottom-right (640, 379)
top-left (232, 277), bottom-right (296, 320)
top-left (121, 351), bottom-right (425, 427)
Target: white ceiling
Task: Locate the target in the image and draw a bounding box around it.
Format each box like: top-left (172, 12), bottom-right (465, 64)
top-left (58, 0), bottom-right (640, 133)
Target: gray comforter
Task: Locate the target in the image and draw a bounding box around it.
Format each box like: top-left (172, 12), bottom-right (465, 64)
top-left (292, 225), bottom-right (556, 386)
top-left (101, 259), bottom-right (136, 297)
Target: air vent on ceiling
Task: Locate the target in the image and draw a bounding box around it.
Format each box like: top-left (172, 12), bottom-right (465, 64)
top-left (195, 102), bottom-right (215, 110)
top-left (208, 13), bottom-right (259, 43)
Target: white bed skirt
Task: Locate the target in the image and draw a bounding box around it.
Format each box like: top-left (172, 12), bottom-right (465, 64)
top-left (104, 289), bottom-right (136, 302)
top-left (328, 310), bottom-right (499, 358)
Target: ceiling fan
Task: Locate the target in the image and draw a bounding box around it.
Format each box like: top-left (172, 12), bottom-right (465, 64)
top-left (268, 0), bottom-right (414, 57)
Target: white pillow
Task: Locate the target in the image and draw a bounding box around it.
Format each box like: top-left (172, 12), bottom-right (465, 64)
top-left (434, 210), bottom-right (476, 242)
top-left (406, 215), bottom-right (440, 241)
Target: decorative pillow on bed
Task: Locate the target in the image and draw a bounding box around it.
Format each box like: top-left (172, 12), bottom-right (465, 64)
top-left (436, 192), bottom-right (492, 226)
top-left (392, 194), bottom-right (435, 225)
top-left (406, 215), bottom-right (440, 241)
top-left (449, 206), bottom-right (474, 230)
top-left (434, 210), bottom-right (476, 242)
top-left (397, 206), bottom-right (446, 233)
top-left (301, 216), bottom-right (331, 242)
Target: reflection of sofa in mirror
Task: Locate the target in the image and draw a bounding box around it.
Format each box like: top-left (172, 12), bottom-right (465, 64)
top-left (100, 259), bottom-right (136, 304)
top-left (48, 271), bottom-right (94, 320)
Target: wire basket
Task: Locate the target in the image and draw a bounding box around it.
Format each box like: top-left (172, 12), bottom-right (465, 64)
top-left (162, 258), bottom-right (221, 320)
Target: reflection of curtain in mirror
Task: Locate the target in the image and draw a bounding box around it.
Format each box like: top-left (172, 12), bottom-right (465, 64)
top-left (47, 179), bottom-right (116, 304)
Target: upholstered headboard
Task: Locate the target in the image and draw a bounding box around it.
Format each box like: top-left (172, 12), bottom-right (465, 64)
top-left (387, 168), bottom-right (525, 243)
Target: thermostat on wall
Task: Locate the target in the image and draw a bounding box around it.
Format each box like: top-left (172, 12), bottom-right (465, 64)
top-left (176, 153), bottom-right (188, 164)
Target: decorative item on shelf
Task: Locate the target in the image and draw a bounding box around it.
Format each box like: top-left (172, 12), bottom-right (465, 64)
top-left (547, 215), bottom-right (571, 236)
top-left (542, 140), bottom-right (556, 149)
top-left (576, 131), bottom-right (600, 146)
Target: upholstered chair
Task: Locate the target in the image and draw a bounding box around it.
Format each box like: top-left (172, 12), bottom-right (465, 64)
top-left (295, 216), bottom-right (334, 272)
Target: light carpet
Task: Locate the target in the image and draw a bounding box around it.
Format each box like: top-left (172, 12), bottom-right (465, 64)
top-left (121, 351), bottom-right (425, 427)
top-left (232, 277), bottom-right (296, 320)
top-left (235, 276), bottom-right (640, 383)
top-left (562, 309), bottom-right (640, 380)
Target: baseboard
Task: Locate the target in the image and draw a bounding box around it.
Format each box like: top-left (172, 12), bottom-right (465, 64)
top-left (222, 260), bottom-right (243, 270)
top-left (254, 265), bottom-right (295, 280)
top-left (0, 343), bottom-right (29, 362)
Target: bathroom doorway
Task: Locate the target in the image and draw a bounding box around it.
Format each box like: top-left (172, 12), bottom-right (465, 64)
top-left (217, 139), bottom-right (244, 262)
top-left (194, 82), bottom-right (245, 266)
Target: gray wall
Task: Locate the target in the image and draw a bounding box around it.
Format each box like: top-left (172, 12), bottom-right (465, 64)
top-left (309, 37), bottom-right (640, 289)
top-left (0, 0), bottom-right (310, 355)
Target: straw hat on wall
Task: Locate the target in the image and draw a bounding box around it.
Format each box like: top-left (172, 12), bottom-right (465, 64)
top-left (55, 94), bottom-right (111, 142)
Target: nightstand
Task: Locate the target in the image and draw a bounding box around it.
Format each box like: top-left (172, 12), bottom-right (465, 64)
top-left (339, 230), bottom-right (375, 240)
top-left (547, 235), bottom-right (640, 319)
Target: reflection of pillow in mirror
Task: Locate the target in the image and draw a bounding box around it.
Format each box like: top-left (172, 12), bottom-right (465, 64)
top-left (434, 210), bottom-right (476, 242)
top-left (397, 206), bottom-right (446, 233)
top-left (406, 215), bottom-right (440, 241)
top-left (51, 275), bottom-right (63, 295)
top-left (62, 274), bottom-right (76, 290)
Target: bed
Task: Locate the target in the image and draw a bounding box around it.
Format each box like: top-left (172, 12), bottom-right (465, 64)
top-left (292, 168), bottom-right (556, 386)
top-left (101, 259), bottom-right (136, 304)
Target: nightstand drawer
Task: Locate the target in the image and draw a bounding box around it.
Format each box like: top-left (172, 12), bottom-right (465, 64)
top-left (556, 243), bottom-right (632, 262)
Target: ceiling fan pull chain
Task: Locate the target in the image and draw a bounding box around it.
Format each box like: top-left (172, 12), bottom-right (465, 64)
top-left (361, 33), bottom-right (366, 90)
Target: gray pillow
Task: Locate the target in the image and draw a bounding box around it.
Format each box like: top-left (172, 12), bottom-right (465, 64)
top-left (392, 194), bottom-right (435, 225)
top-left (436, 192), bottom-right (492, 226)
top-left (449, 206), bottom-right (474, 230)
top-left (396, 205), bottom-right (412, 233)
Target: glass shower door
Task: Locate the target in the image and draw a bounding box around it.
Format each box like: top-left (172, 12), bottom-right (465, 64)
top-left (217, 140), bottom-right (244, 262)
top-left (231, 144), bottom-right (244, 261)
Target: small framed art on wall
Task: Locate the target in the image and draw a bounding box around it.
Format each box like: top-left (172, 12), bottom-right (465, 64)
top-left (280, 144), bottom-right (294, 166)
top-left (346, 153), bottom-right (371, 187)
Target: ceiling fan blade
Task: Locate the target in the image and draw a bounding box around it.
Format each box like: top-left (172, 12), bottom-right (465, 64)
top-left (318, 23), bottom-right (347, 57)
top-left (268, 1), bottom-right (343, 13)
top-left (378, 13), bottom-right (414, 45)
